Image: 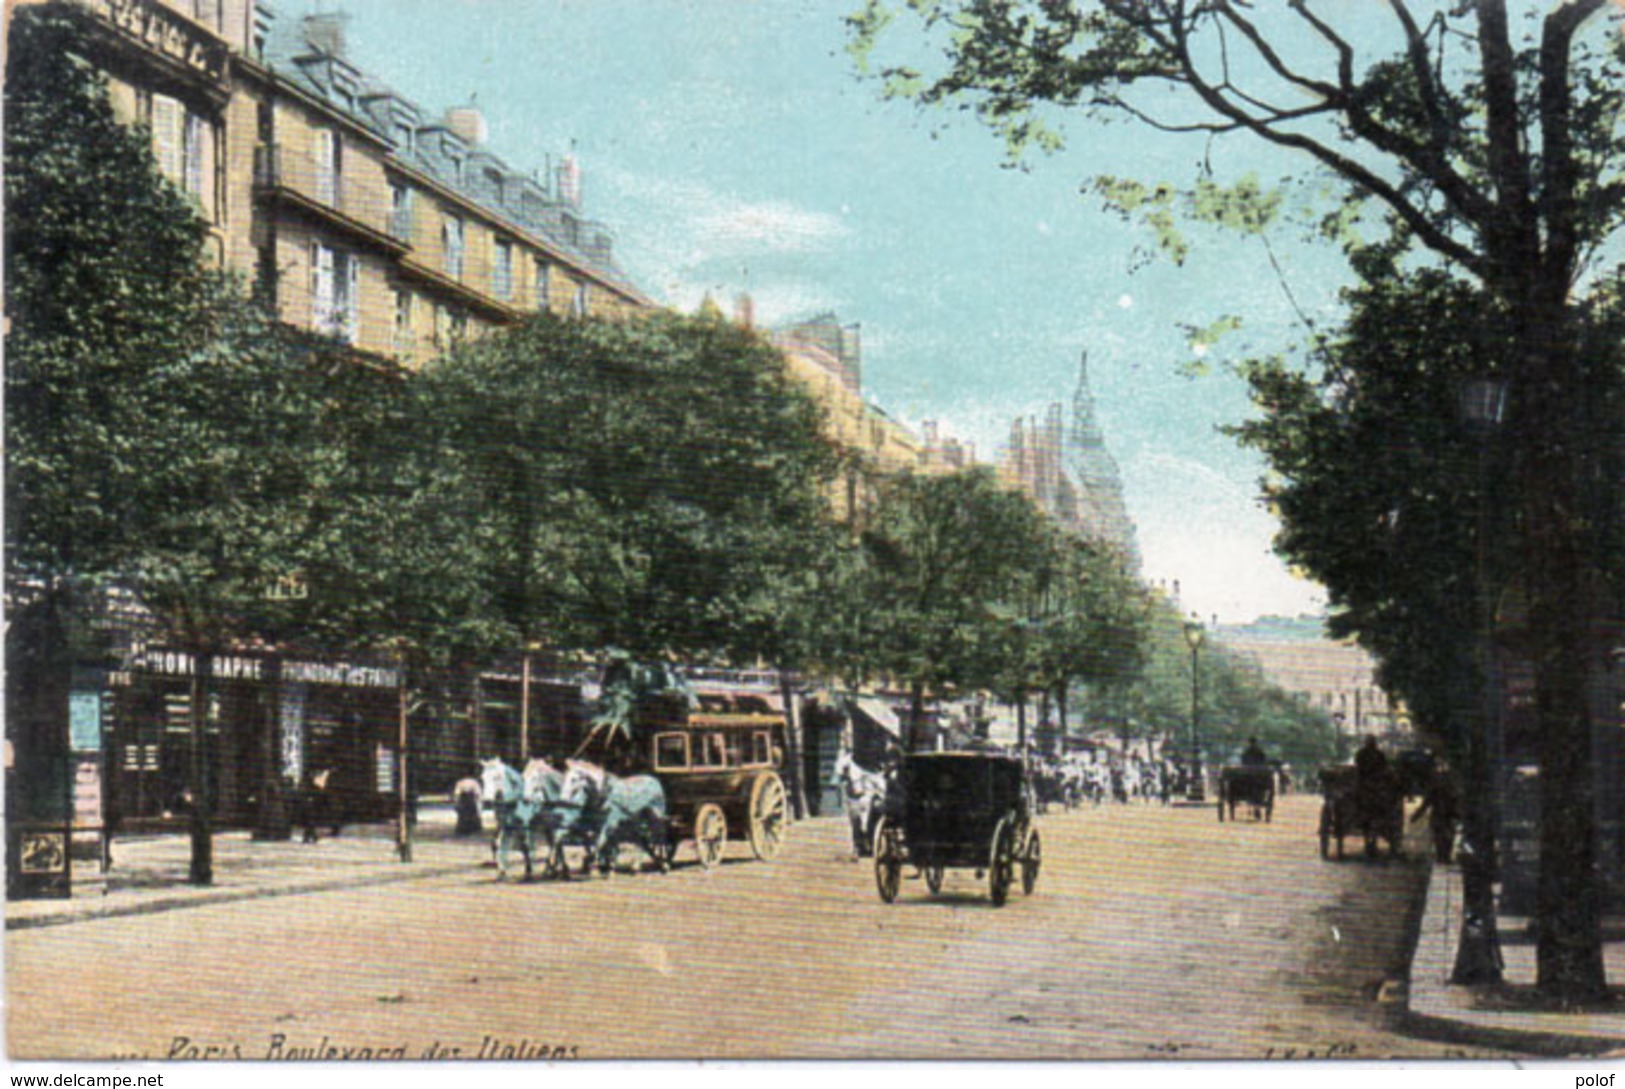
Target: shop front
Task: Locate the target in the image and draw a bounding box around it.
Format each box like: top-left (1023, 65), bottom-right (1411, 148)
top-left (106, 647), bottom-right (405, 832)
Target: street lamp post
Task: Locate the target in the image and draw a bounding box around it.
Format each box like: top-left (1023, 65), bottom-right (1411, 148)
top-left (1184, 618), bottom-right (1205, 803)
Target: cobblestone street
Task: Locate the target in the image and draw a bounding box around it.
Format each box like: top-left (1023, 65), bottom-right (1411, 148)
top-left (8, 795), bottom-right (1510, 1060)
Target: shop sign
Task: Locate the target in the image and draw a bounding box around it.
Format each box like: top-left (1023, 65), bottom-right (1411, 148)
top-left (281, 683), bottom-right (306, 786)
top-left (8, 824), bottom-right (71, 900)
top-left (283, 661), bottom-right (400, 689)
top-left (74, 759), bottom-right (103, 829)
top-left (124, 646), bottom-right (396, 689)
top-left (69, 691), bottom-right (102, 752)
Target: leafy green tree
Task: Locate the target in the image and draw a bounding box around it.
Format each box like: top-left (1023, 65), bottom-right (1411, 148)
top-left (423, 308), bottom-right (838, 665)
top-left (6, 5), bottom-right (218, 865)
top-left (5, 7), bottom-right (441, 874)
top-left (845, 467), bottom-right (1052, 746)
top-left (1235, 267), bottom-right (1625, 980)
top-left (850, 0), bottom-right (1625, 999)
top-left (6, 5), bottom-right (213, 592)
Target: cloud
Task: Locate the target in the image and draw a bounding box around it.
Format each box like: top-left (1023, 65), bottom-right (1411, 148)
top-left (602, 168), bottom-right (848, 267)
top-left (598, 166), bottom-right (850, 319)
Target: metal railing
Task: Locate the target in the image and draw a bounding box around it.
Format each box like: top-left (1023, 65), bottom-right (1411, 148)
top-left (254, 144), bottom-right (391, 239)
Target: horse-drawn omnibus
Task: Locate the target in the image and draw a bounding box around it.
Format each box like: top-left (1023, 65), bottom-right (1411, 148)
top-left (584, 689), bottom-right (789, 870)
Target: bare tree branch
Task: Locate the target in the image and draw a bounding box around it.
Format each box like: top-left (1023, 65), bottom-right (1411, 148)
top-left (1540, 0), bottom-right (1611, 292)
top-left (1386, 0), bottom-right (1454, 151)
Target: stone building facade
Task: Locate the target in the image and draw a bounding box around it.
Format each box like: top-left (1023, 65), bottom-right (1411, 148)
top-left (26, 0), bottom-right (651, 374)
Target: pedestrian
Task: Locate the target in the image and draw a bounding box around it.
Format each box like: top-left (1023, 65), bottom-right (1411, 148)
top-left (1411, 761), bottom-right (1462, 863)
top-left (453, 776), bottom-right (484, 836)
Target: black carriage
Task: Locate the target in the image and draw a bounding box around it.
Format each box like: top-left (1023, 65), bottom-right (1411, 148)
top-left (640, 702), bottom-right (789, 870)
top-left (1217, 764), bottom-right (1275, 822)
top-left (872, 751), bottom-right (1040, 907)
top-left (1317, 765), bottom-right (1404, 860)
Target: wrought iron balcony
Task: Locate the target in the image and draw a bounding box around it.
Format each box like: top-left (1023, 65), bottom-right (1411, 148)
top-left (253, 145), bottom-right (409, 256)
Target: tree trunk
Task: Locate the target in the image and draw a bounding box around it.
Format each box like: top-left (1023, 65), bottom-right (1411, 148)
top-left (253, 656), bottom-right (290, 841)
top-left (188, 648), bottom-right (213, 886)
top-left (779, 672), bottom-right (809, 820)
top-left (397, 667), bottom-right (412, 864)
top-left (1515, 304), bottom-right (1606, 1001)
top-left (909, 683), bottom-right (926, 752)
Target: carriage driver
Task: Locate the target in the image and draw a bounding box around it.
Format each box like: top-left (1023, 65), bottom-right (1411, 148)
top-left (1240, 737), bottom-right (1269, 767)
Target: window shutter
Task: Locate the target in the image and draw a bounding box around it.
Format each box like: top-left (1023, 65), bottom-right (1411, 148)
top-left (311, 242), bottom-right (335, 334)
top-left (315, 130), bottom-right (337, 204)
top-left (183, 111), bottom-right (205, 196)
top-left (343, 254), bottom-right (360, 344)
top-left (534, 259), bottom-right (551, 311)
top-left (151, 95), bottom-right (183, 183)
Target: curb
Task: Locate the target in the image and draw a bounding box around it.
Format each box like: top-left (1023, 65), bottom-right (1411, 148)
top-left (6, 858), bottom-right (472, 932)
top-left (1400, 861), bottom-right (1625, 1057)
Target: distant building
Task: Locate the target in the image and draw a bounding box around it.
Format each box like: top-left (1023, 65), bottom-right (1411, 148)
top-left (998, 351), bottom-right (1140, 567)
top-left (1215, 616), bottom-right (1404, 752)
top-left (769, 308), bottom-right (968, 524)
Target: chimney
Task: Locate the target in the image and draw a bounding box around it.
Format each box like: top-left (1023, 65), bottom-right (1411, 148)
top-left (443, 106), bottom-right (488, 147)
top-left (556, 154), bottom-right (581, 209)
top-left (734, 293), bottom-right (755, 329)
top-left (303, 13), bottom-right (348, 58)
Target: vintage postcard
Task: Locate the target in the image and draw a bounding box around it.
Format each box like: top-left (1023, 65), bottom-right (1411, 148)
top-left (6, 0), bottom-right (1623, 1077)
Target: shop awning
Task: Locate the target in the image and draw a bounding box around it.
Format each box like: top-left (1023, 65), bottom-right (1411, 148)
top-left (850, 696), bottom-right (903, 739)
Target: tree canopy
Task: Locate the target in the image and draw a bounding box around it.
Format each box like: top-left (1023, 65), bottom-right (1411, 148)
top-left (420, 308), bottom-right (841, 667)
top-left (850, 0), bottom-right (1625, 1000)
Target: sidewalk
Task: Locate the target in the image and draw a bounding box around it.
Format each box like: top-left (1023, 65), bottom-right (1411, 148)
top-left (6, 804), bottom-right (489, 931)
top-left (1405, 860), bottom-right (1625, 1055)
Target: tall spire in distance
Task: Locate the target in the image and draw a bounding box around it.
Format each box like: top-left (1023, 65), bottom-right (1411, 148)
top-left (1067, 350), bottom-right (1141, 571)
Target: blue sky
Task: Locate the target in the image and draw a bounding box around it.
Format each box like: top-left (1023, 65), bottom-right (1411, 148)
top-left (292, 0), bottom-right (1381, 624)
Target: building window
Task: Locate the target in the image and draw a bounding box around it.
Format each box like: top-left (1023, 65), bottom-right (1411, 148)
top-left (394, 121), bottom-right (414, 156)
top-left (311, 241), bottom-right (359, 345)
top-left (152, 96), bottom-right (208, 205)
top-left (493, 240), bottom-right (513, 300)
top-left (390, 184), bottom-right (413, 242)
top-left (485, 168), bottom-right (505, 206)
top-left (394, 289), bottom-right (413, 338)
top-left (571, 280), bottom-right (590, 319)
top-left (533, 258), bottom-right (552, 312)
top-left (315, 128), bottom-right (341, 206)
top-left (442, 216), bottom-right (464, 279)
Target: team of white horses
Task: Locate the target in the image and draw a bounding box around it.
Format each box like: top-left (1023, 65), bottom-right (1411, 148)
top-left (477, 757), bottom-right (669, 881)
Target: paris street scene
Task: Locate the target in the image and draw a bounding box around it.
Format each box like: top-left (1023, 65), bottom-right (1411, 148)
top-left (6, 0), bottom-right (1625, 1076)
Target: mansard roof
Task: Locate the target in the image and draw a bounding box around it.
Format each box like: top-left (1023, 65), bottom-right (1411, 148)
top-left (258, 7), bottom-right (642, 300)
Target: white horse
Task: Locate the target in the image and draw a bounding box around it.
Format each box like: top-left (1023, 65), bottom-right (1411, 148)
top-left (480, 758), bottom-right (542, 880)
top-left (832, 749), bottom-right (887, 859)
top-left (522, 758), bottom-right (595, 879)
top-left (559, 759), bottom-right (670, 875)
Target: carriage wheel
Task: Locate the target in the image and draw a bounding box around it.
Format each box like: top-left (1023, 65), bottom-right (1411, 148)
top-left (695, 804), bottom-right (728, 870)
top-left (989, 818), bottom-right (1015, 907)
top-left (923, 859), bottom-right (945, 895)
top-left (1021, 828), bottom-right (1041, 896)
top-left (747, 772), bottom-right (788, 862)
top-left (873, 818), bottom-right (903, 903)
